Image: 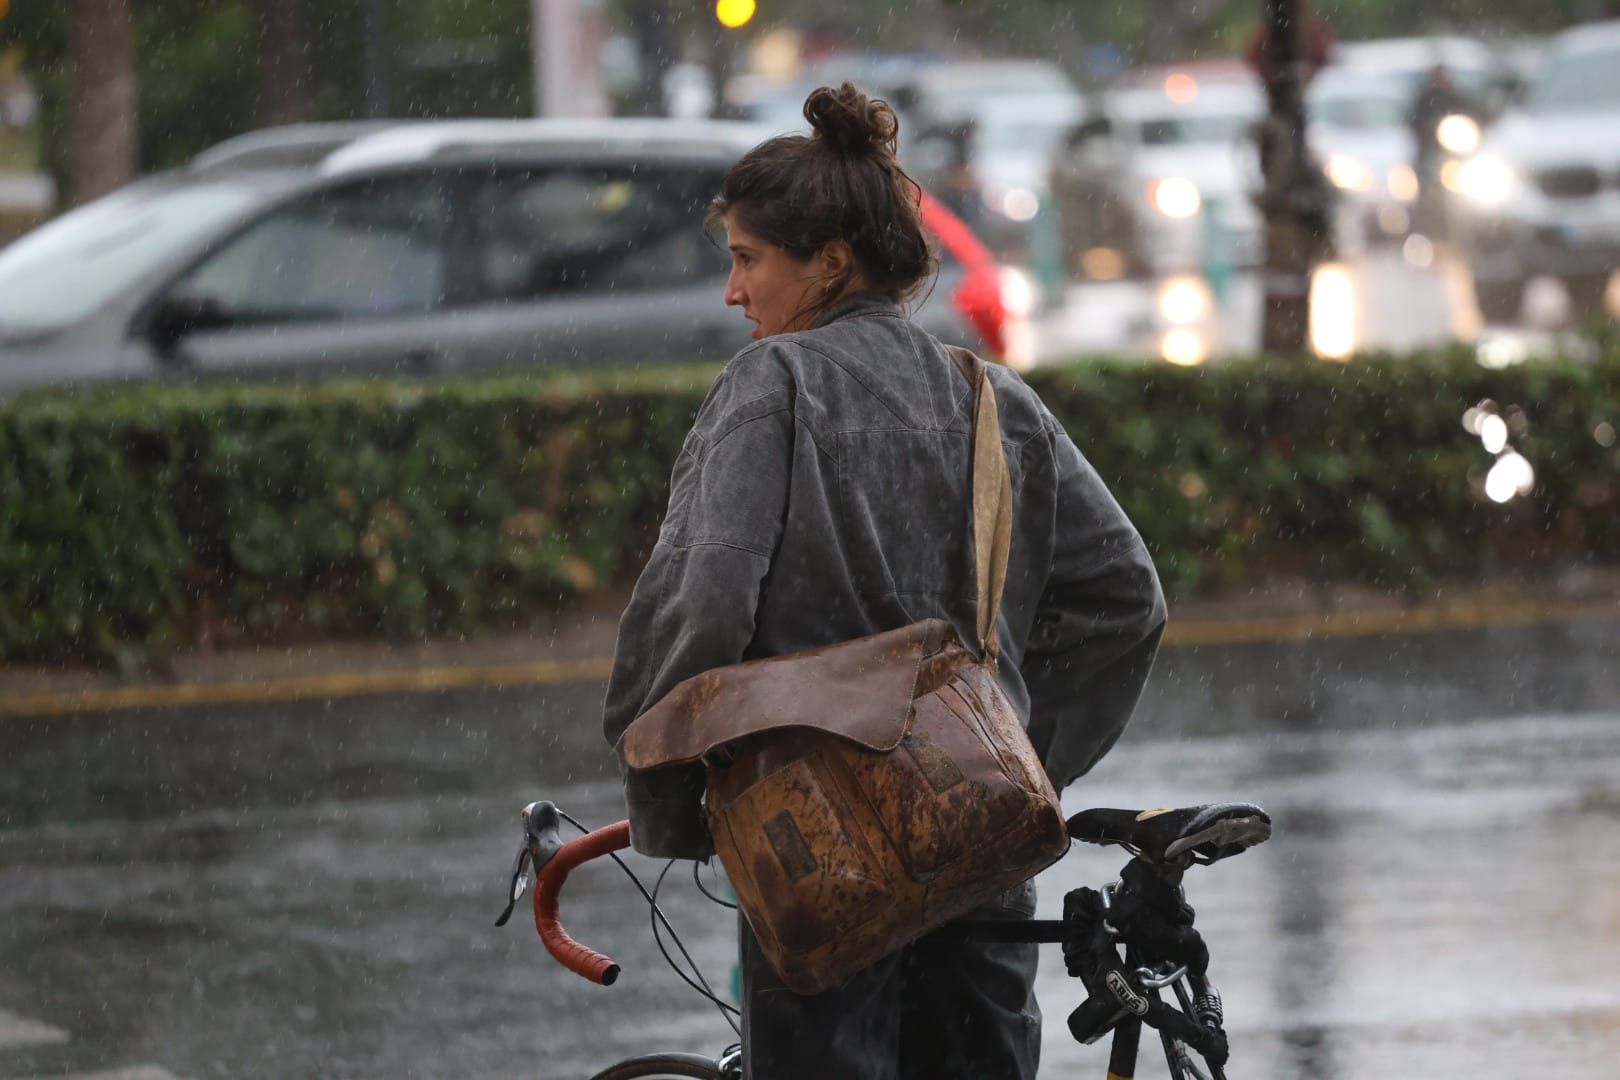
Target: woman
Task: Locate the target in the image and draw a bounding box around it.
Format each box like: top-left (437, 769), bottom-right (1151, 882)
top-left (603, 83), bottom-right (1166, 1080)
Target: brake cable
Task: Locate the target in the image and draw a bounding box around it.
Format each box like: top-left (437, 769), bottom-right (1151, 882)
top-left (553, 809), bottom-right (740, 1035)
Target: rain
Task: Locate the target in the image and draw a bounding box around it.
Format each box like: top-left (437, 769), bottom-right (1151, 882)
top-left (1, 2), bottom-right (1619, 1078)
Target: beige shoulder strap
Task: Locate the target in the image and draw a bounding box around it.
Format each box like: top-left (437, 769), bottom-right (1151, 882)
top-left (949, 348), bottom-right (1012, 669)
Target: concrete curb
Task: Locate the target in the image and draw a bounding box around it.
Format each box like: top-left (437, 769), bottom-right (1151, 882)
top-left (3, 578), bottom-right (1616, 718)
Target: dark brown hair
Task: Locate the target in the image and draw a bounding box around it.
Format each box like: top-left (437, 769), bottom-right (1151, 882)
top-left (709, 82), bottom-right (936, 307)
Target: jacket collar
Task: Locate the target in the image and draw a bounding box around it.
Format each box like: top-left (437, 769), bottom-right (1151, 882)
top-left (811, 293), bottom-right (901, 329)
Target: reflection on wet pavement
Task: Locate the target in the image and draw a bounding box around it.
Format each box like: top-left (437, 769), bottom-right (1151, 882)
top-left (1, 617), bottom-right (1617, 1078)
top-left (1041, 710), bottom-right (1620, 1078)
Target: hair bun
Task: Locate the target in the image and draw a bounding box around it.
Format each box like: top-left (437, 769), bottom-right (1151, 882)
top-left (804, 82), bottom-right (899, 157)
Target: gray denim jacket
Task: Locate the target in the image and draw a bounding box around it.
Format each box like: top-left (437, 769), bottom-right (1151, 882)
top-left (603, 296), bottom-right (1167, 858)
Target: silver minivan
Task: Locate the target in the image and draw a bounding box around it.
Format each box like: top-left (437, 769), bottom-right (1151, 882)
top-left (0, 119), bottom-right (1006, 393)
top-left (1454, 20), bottom-right (1620, 319)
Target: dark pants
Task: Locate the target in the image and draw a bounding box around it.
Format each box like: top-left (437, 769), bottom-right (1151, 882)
top-left (739, 880), bottom-right (1041, 1080)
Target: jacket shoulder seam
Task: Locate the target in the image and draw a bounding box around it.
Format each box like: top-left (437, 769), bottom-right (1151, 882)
top-left (833, 426), bottom-right (970, 438)
top-left (704, 399), bottom-right (793, 449)
top-left (660, 535), bottom-right (776, 558)
top-left (1016, 422), bottom-right (1057, 452)
top-left (1069, 534), bottom-right (1151, 579)
top-left (794, 411), bottom-right (837, 463)
top-left (779, 338), bottom-right (909, 425)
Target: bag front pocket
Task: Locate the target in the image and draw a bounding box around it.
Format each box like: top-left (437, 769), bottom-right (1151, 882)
top-left (843, 680), bottom-right (1024, 883)
top-left (712, 752), bottom-right (894, 955)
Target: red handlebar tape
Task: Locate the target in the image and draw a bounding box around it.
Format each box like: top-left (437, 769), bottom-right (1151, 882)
top-left (532, 819), bottom-right (632, 985)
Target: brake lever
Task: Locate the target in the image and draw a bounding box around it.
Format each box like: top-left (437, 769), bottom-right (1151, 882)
top-left (495, 844), bottom-right (532, 927)
top-left (494, 800), bottom-right (565, 926)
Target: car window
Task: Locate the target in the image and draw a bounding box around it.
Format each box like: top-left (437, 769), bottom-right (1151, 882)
top-left (1138, 113), bottom-right (1254, 145)
top-left (1528, 46), bottom-right (1620, 112)
top-left (173, 174), bottom-right (449, 323)
top-left (742, 96), bottom-right (812, 135)
top-left (1312, 95), bottom-right (1407, 130)
top-left (465, 166), bottom-right (726, 302)
top-left (0, 179), bottom-right (264, 335)
top-left (975, 117), bottom-right (1080, 158)
top-left (1377, 68), bottom-right (1493, 110)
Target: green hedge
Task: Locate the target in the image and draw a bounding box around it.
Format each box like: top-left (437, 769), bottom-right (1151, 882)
top-left (1030, 350), bottom-right (1619, 596)
top-left (0, 368), bottom-right (710, 666)
top-left (2, 350), bottom-right (1618, 666)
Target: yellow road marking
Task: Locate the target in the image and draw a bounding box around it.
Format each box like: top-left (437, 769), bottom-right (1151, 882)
top-left (0, 657), bottom-right (614, 719)
top-left (1160, 597), bottom-right (1617, 646)
top-left (1, 598), bottom-right (1613, 719)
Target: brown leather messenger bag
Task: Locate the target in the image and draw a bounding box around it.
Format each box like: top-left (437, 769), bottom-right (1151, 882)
top-left (620, 348), bottom-right (1069, 995)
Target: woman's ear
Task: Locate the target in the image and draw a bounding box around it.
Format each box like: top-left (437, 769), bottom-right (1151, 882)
top-left (816, 240), bottom-right (857, 288)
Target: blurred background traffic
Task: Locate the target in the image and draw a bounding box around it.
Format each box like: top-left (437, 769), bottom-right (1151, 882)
top-left (0, 0), bottom-right (1618, 391)
top-left (4, 9), bottom-right (1620, 1077)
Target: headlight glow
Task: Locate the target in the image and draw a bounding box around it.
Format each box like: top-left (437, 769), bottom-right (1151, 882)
top-left (1456, 154), bottom-right (1517, 207)
top-left (1164, 72), bottom-right (1199, 104)
top-left (1325, 153), bottom-right (1374, 193)
top-left (998, 266), bottom-right (1038, 319)
top-left (1161, 328), bottom-right (1206, 365)
top-left (1080, 246), bottom-right (1126, 280)
top-left (1157, 275), bottom-right (1212, 324)
top-left (1440, 159), bottom-right (1467, 193)
top-left (1387, 163), bottom-right (1420, 202)
top-left (1309, 262), bottom-right (1356, 361)
top-left (1000, 187), bottom-right (1040, 223)
top-left (1149, 177), bottom-right (1201, 219)
top-left (1436, 113), bottom-right (1481, 155)
top-left (1484, 451), bottom-right (1535, 503)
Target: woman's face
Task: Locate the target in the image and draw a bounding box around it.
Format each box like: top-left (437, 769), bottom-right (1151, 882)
top-left (722, 212), bottom-right (839, 340)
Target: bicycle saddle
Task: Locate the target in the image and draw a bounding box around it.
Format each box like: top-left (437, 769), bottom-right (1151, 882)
top-left (1066, 802), bottom-right (1271, 866)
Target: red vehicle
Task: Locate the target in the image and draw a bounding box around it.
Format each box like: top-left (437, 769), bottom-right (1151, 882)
top-left (919, 186), bottom-right (1032, 364)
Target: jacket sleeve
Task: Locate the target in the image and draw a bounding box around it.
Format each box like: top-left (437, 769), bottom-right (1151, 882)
top-left (1021, 414), bottom-right (1167, 791)
top-left (602, 370), bottom-right (794, 859)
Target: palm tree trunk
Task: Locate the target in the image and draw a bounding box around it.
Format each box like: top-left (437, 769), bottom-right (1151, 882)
top-left (258, 0), bottom-right (312, 127)
top-left (66, 0), bottom-right (138, 205)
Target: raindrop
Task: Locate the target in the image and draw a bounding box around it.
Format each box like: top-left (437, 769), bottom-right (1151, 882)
top-left (1478, 414), bottom-right (1508, 454)
top-left (1596, 422), bottom-right (1616, 448)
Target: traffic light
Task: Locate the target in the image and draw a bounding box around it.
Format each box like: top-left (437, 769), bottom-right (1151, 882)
top-left (715, 0), bottom-right (755, 30)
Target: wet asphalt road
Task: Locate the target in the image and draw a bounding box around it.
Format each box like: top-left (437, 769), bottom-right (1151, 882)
top-left (3, 614), bottom-right (1619, 1079)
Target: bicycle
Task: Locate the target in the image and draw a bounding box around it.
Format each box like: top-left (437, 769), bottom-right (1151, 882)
top-left (497, 799), bottom-right (1271, 1079)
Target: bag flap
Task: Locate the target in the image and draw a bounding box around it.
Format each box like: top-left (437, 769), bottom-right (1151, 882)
top-left (621, 619), bottom-right (957, 770)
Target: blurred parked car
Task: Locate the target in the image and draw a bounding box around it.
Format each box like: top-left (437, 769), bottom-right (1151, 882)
top-left (1453, 19), bottom-right (1620, 320)
top-left (1308, 69), bottom-right (1423, 248)
top-left (1049, 63), bottom-right (1265, 280)
top-left (1332, 36), bottom-right (1510, 119)
top-left (893, 59), bottom-right (1085, 255)
top-left (1333, 37), bottom-right (1506, 243)
top-left (1492, 37), bottom-right (1553, 110)
top-left (731, 52), bottom-right (935, 137)
top-left (0, 119), bottom-right (1022, 393)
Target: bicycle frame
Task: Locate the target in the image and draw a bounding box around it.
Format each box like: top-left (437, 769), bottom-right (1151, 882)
top-left (947, 859), bottom-right (1230, 1080)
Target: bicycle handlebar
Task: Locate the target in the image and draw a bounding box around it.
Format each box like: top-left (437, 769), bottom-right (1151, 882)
top-left (506, 800), bottom-right (1262, 1080)
top-left (532, 819), bottom-right (632, 985)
